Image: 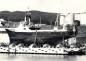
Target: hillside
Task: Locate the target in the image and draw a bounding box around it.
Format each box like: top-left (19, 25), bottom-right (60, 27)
top-left (0, 10), bottom-right (57, 25)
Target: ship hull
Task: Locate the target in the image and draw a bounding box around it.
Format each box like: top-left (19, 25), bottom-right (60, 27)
top-left (0, 47), bottom-right (68, 55)
top-left (6, 29), bottom-right (75, 46)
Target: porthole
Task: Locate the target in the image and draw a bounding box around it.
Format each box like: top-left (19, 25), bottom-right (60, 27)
top-left (45, 51), bottom-right (47, 52)
top-left (35, 51), bottom-right (37, 52)
top-left (24, 28), bottom-right (26, 30)
top-left (41, 50), bottom-right (44, 51)
top-left (52, 50), bottom-right (54, 51)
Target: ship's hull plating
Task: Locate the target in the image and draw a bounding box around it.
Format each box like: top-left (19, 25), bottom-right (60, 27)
top-left (6, 29), bottom-right (75, 45)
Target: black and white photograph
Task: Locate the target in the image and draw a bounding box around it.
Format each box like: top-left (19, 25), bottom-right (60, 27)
top-left (0, 0), bottom-right (86, 61)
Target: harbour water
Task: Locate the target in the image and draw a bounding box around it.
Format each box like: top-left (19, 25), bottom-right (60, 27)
top-left (0, 54), bottom-right (86, 61)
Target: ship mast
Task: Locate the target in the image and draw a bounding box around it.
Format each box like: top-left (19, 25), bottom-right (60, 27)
top-left (24, 9), bottom-right (31, 26)
top-left (40, 16), bottom-right (41, 24)
top-left (73, 13), bottom-right (77, 45)
top-left (55, 13), bottom-right (60, 27)
top-left (54, 13), bottom-right (60, 30)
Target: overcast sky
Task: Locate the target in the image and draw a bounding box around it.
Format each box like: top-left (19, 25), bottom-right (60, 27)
top-left (0, 0), bottom-right (86, 24)
top-left (0, 0), bottom-right (30, 11)
top-left (0, 0), bottom-right (85, 12)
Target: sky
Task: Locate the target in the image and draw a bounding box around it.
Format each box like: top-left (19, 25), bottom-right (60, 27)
top-left (0, 0), bottom-right (30, 11)
top-left (0, 0), bottom-right (86, 24)
top-left (0, 0), bottom-right (85, 12)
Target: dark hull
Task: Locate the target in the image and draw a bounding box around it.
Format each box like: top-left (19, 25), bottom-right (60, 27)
top-left (68, 50), bottom-right (85, 55)
top-left (6, 29), bottom-right (75, 45)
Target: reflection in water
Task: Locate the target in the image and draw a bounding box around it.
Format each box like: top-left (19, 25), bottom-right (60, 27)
top-left (0, 54), bottom-right (86, 61)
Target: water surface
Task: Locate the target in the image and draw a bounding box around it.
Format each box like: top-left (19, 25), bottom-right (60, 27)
top-left (0, 54), bottom-right (86, 61)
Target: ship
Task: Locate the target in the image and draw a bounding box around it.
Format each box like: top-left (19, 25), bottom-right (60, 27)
top-left (5, 11), bottom-right (80, 47)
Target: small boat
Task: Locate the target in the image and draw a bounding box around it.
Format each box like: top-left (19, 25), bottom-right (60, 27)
top-left (66, 46), bottom-right (85, 55)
